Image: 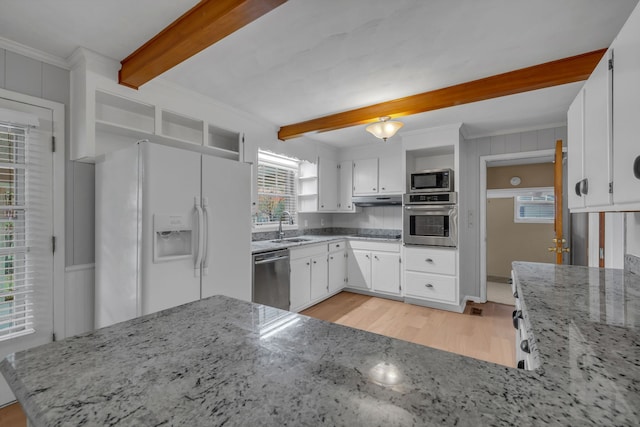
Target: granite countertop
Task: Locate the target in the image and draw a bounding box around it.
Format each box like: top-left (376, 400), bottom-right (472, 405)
top-left (251, 234), bottom-right (401, 254)
top-left (2, 262), bottom-right (639, 426)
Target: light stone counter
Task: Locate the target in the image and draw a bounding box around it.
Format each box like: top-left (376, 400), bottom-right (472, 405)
top-left (251, 234), bottom-right (401, 254)
top-left (2, 262), bottom-right (639, 426)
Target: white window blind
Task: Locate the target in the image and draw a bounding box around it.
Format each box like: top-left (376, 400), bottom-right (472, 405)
top-left (515, 193), bottom-right (555, 223)
top-left (254, 150), bottom-right (298, 227)
top-left (0, 122), bottom-right (33, 341)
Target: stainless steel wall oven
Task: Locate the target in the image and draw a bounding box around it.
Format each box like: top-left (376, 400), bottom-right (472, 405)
top-left (403, 192), bottom-right (457, 247)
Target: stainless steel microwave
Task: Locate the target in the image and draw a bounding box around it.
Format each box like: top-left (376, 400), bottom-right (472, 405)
top-left (410, 169), bottom-right (454, 192)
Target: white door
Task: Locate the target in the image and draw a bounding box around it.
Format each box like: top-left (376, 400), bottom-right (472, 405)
top-left (318, 157), bottom-right (338, 211)
top-left (567, 88), bottom-right (585, 210)
top-left (378, 152), bottom-right (403, 194)
top-left (310, 254), bottom-right (328, 301)
top-left (372, 252), bottom-right (401, 295)
top-left (347, 249), bottom-right (371, 289)
top-left (290, 257), bottom-right (311, 311)
top-left (583, 49), bottom-right (613, 208)
top-left (0, 98), bottom-right (54, 406)
top-left (338, 160), bottom-right (354, 211)
top-left (140, 143), bottom-right (201, 315)
top-left (612, 5), bottom-right (640, 206)
top-left (328, 250), bottom-right (346, 293)
top-left (353, 158), bottom-right (378, 195)
top-left (201, 154), bottom-right (251, 301)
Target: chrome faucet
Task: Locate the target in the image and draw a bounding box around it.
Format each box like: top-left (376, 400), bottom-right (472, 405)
top-left (278, 211), bottom-right (292, 240)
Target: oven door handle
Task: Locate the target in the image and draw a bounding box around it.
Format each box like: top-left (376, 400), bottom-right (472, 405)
top-left (404, 205), bottom-right (452, 211)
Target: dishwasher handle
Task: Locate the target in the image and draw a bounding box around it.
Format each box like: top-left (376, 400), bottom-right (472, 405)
top-left (254, 255), bottom-right (290, 265)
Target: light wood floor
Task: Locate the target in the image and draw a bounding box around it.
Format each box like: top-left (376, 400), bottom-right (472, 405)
top-left (0, 292), bottom-right (515, 425)
top-left (0, 402), bottom-right (25, 427)
top-left (302, 291), bottom-right (516, 368)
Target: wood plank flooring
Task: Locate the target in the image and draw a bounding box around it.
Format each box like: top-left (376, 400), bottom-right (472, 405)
top-left (302, 291), bottom-right (516, 368)
top-left (0, 402), bottom-right (26, 427)
top-left (0, 292), bottom-right (515, 425)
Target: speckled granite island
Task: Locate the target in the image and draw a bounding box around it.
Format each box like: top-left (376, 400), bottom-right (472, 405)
top-left (2, 262), bottom-right (639, 426)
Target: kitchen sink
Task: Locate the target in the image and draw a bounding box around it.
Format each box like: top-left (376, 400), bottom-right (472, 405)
top-left (271, 237), bottom-right (311, 243)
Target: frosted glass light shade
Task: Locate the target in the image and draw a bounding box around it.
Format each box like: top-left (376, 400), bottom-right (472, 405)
top-left (365, 117), bottom-right (404, 141)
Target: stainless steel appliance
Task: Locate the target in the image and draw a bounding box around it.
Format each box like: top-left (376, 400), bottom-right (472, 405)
top-left (403, 192), bottom-right (457, 247)
top-left (252, 249), bottom-right (290, 310)
top-left (410, 168), bottom-right (454, 192)
top-left (353, 195), bottom-right (402, 206)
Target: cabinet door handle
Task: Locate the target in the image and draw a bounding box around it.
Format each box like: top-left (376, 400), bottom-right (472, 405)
top-left (366, 254), bottom-right (370, 259)
top-left (381, 187), bottom-right (386, 190)
top-left (313, 260), bottom-right (317, 264)
top-left (425, 283), bottom-right (434, 288)
top-left (374, 255), bottom-right (379, 260)
top-left (330, 256), bottom-right (333, 260)
top-left (520, 339), bottom-right (530, 354)
top-left (512, 310), bottom-right (522, 330)
top-left (634, 155), bottom-right (640, 179)
top-left (425, 258), bottom-right (434, 263)
top-left (574, 181), bottom-right (581, 196)
top-left (306, 262), bottom-right (310, 266)
top-left (580, 178), bottom-right (589, 195)
top-left (372, 187), bottom-right (376, 191)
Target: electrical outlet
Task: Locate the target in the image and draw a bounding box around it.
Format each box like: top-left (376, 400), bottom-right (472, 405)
top-left (321, 218), bottom-right (325, 226)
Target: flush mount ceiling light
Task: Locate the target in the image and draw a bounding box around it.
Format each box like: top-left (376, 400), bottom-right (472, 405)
top-left (365, 116), bottom-right (404, 141)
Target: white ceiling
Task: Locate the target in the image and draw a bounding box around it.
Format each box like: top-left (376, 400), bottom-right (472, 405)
top-left (0, 0), bottom-right (638, 146)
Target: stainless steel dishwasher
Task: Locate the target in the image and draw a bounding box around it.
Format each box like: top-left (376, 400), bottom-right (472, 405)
top-left (252, 249), bottom-right (290, 310)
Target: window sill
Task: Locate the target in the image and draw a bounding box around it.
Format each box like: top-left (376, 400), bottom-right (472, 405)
top-left (252, 224), bottom-right (299, 233)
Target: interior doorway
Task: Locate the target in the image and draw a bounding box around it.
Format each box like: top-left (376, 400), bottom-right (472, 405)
top-left (479, 149), bottom-right (558, 303)
top-left (485, 163), bottom-right (556, 303)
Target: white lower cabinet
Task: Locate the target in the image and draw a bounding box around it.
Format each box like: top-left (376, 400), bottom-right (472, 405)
top-left (346, 241), bottom-right (401, 296)
top-left (289, 241), bottom-right (346, 312)
top-left (403, 246), bottom-right (458, 305)
top-left (328, 241), bottom-right (347, 293)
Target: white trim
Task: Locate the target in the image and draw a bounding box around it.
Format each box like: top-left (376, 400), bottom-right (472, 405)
top-left (465, 122), bottom-right (567, 140)
top-left (65, 263), bottom-right (95, 273)
top-left (487, 187), bottom-right (554, 199)
top-left (479, 149), bottom-right (555, 303)
top-left (0, 36), bottom-right (70, 70)
top-left (0, 86), bottom-right (66, 340)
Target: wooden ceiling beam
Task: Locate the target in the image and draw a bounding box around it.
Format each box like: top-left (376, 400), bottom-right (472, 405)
top-left (277, 49), bottom-right (606, 141)
top-left (119, 0), bottom-right (287, 89)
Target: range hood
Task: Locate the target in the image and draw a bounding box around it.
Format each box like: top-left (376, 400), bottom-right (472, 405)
top-left (352, 195), bottom-right (402, 207)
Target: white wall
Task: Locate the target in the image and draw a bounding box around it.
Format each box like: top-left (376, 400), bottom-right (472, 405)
top-left (461, 126), bottom-right (567, 299)
top-left (626, 212), bottom-right (640, 257)
top-left (0, 47), bottom-right (96, 337)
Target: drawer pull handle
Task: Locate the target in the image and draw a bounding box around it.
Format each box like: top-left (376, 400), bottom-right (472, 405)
top-left (425, 283), bottom-right (434, 288)
top-left (512, 310), bottom-right (522, 330)
top-left (634, 155), bottom-right (640, 179)
top-left (425, 258), bottom-right (434, 263)
top-left (336, 244), bottom-right (340, 248)
top-left (517, 360), bottom-right (525, 369)
top-left (374, 255), bottom-right (379, 260)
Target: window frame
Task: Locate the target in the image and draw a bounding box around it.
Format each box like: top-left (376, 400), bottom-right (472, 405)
top-left (513, 192), bottom-right (555, 224)
top-left (253, 150), bottom-right (299, 232)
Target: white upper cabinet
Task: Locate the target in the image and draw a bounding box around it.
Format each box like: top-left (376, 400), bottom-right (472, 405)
top-left (582, 49), bottom-right (613, 208)
top-left (353, 158), bottom-right (379, 195)
top-left (567, 88), bottom-right (585, 210)
top-left (567, 2), bottom-right (640, 211)
top-left (318, 157), bottom-right (338, 211)
top-left (378, 152), bottom-right (404, 194)
top-left (612, 4), bottom-right (640, 207)
top-left (337, 160), bottom-right (355, 211)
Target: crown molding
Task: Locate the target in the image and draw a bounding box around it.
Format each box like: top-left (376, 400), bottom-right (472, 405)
top-left (464, 121), bottom-right (567, 140)
top-left (0, 36), bottom-right (70, 70)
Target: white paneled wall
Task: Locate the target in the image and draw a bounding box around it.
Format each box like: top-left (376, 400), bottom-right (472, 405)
top-left (332, 206), bottom-right (402, 230)
top-left (460, 126), bottom-right (567, 300)
top-left (64, 265), bottom-right (95, 337)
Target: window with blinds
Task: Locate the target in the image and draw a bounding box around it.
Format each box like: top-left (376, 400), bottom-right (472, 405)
top-left (254, 150), bottom-right (298, 227)
top-left (0, 122), bottom-right (32, 341)
top-left (514, 193), bottom-right (555, 223)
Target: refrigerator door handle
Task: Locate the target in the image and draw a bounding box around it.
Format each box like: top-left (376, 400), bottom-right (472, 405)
top-left (194, 197), bottom-right (204, 277)
top-left (202, 197), bottom-right (210, 276)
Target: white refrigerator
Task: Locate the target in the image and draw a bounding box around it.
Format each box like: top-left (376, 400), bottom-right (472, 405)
top-left (95, 141), bottom-right (251, 328)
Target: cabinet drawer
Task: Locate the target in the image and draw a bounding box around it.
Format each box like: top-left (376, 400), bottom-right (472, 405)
top-left (348, 240), bottom-right (400, 252)
top-left (404, 247), bottom-right (456, 275)
top-left (289, 243), bottom-right (326, 260)
top-left (404, 271), bottom-right (456, 303)
top-left (328, 240), bottom-right (346, 252)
